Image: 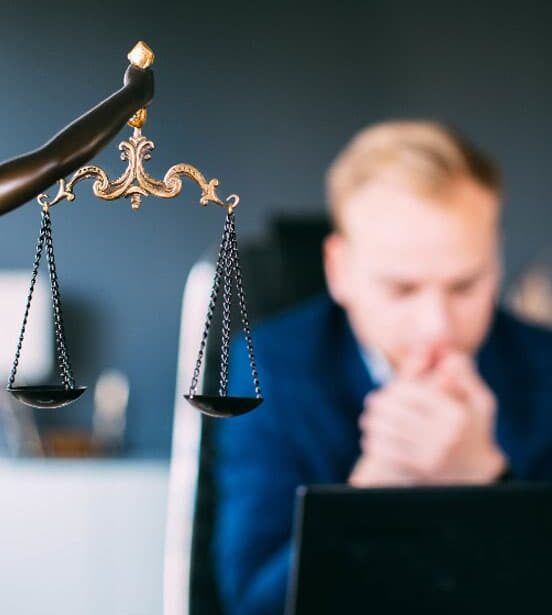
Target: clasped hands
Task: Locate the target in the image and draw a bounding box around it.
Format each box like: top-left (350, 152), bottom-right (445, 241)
top-left (349, 349), bottom-right (507, 487)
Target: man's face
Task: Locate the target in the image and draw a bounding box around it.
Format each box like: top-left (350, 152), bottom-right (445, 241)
top-left (324, 177), bottom-right (501, 369)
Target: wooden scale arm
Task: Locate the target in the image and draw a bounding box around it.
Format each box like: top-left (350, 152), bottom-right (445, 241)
top-left (0, 42), bottom-right (155, 217)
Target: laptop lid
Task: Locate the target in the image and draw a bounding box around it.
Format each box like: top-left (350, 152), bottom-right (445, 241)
top-left (286, 483), bottom-right (552, 615)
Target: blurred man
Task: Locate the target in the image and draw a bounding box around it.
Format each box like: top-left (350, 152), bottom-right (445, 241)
top-left (214, 121), bottom-right (552, 615)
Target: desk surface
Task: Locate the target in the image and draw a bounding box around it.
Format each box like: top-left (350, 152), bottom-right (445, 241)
top-left (0, 459), bottom-right (168, 615)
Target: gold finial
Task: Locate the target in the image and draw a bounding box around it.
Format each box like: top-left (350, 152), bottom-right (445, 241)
top-left (128, 108), bottom-right (148, 129)
top-left (127, 41), bottom-right (155, 69)
top-left (127, 42), bottom-right (154, 128)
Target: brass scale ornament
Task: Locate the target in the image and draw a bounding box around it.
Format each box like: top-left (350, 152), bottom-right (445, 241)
top-left (6, 42), bottom-right (263, 418)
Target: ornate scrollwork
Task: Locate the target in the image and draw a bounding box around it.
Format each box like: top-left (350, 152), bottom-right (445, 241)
top-left (38, 127), bottom-right (239, 213)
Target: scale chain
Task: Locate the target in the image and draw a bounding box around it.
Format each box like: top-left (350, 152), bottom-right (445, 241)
top-left (219, 214), bottom-right (234, 397)
top-left (187, 210), bottom-right (262, 402)
top-left (188, 213), bottom-right (232, 396)
top-left (228, 213), bottom-right (262, 399)
top-left (43, 211), bottom-right (75, 389)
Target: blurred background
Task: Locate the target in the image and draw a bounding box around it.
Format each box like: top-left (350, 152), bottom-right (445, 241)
top-left (1, 1), bottom-right (552, 613)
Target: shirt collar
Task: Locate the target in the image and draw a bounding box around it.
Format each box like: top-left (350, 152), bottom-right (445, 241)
top-left (360, 345), bottom-right (394, 386)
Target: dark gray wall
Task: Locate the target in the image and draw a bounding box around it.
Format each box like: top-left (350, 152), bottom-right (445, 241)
top-left (1, 1), bottom-right (551, 456)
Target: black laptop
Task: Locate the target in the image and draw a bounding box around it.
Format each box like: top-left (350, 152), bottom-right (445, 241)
top-left (286, 484), bottom-right (552, 615)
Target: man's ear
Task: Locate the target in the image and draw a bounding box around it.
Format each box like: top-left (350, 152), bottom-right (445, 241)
top-left (323, 232), bottom-right (349, 307)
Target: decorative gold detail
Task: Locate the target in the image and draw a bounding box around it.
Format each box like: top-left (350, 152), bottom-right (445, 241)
top-left (127, 41), bottom-right (155, 128)
top-left (128, 41), bottom-right (155, 69)
top-left (128, 108), bottom-right (148, 129)
top-left (37, 128), bottom-right (238, 213)
top-left (126, 42), bottom-right (154, 129)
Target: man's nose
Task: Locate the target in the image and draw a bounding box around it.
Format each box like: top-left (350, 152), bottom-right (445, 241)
top-left (416, 291), bottom-right (454, 347)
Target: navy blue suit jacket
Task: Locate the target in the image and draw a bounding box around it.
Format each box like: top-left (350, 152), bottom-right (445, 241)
top-left (213, 293), bottom-right (552, 615)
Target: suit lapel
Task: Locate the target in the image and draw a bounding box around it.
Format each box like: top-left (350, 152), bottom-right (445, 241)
top-left (477, 310), bottom-right (529, 473)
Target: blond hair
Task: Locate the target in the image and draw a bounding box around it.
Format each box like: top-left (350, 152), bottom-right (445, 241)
top-left (326, 120), bottom-right (501, 229)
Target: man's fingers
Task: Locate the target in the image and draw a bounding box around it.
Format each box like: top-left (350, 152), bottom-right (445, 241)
top-left (373, 380), bottom-right (465, 424)
top-left (436, 353), bottom-right (494, 414)
top-left (367, 432), bottom-right (419, 473)
top-left (366, 390), bottom-right (430, 433)
top-left (348, 456), bottom-right (417, 487)
top-left (362, 413), bottom-right (417, 449)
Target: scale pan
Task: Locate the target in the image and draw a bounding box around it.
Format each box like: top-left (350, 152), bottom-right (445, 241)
top-left (7, 386), bottom-right (87, 409)
top-left (184, 395), bottom-right (263, 418)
